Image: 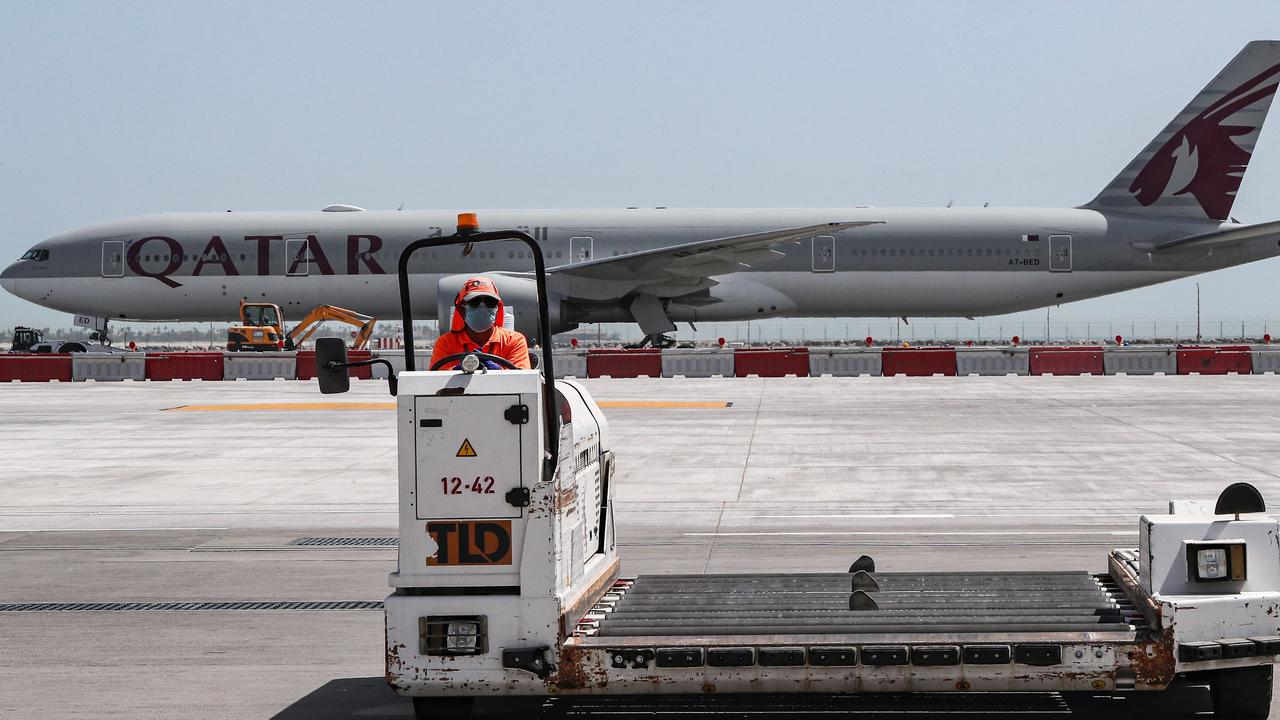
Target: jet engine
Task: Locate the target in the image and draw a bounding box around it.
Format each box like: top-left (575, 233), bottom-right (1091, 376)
top-left (436, 273), bottom-right (576, 343)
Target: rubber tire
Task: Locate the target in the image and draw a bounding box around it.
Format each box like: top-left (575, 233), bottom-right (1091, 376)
top-left (411, 696), bottom-right (475, 720)
top-left (1211, 664), bottom-right (1273, 719)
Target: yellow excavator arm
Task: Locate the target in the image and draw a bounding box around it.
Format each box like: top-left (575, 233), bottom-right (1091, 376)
top-left (286, 305), bottom-right (377, 350)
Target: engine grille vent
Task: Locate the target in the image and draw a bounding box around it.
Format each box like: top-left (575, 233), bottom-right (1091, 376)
top-left (289, 537), bottom-right (398, 547)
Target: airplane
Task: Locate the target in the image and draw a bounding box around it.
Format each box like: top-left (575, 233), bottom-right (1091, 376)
top-left (6, 41), bottom-right (1280, 349)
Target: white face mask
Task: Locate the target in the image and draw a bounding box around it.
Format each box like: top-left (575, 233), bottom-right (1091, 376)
top-left (463, 304), bottom-right (497, 333)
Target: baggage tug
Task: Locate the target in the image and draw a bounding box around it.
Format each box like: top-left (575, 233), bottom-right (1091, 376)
top-left (314, 215), bottom-right (1280, 719)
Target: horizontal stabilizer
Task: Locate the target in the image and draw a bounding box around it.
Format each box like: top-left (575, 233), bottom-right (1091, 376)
top-left (1138, 219), bottom-right (1280, 252)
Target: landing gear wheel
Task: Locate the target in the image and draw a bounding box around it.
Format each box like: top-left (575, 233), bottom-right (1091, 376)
top-left (625, 333), bottom-right (676, 349)
top-left (412, 696), bottom-right (474, 719)
top-left (1210, 664), bottom-right (1272, 718)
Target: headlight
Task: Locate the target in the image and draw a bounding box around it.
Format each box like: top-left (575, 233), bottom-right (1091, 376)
top-left (446, 621), bottom-right (480, 652)
top-left (1186, 542), bottom-right (1247, 583)
top-left (1197, 549), bottom-right (1228, 580)
top-left (421, 615), bottom-right (487, 656)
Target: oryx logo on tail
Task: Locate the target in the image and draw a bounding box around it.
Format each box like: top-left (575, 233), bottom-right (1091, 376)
top-left (1085, 41), bottom-right (1280, 221)
top-left (1130, 62), bottom-right (1280, 220)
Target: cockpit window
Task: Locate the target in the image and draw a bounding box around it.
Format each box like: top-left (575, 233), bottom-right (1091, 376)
top-left (19, 249), bottom-right (49, 261)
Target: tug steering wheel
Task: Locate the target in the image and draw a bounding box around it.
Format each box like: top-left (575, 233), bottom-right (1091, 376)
top-left (429, 351), bottom-right (518, 371)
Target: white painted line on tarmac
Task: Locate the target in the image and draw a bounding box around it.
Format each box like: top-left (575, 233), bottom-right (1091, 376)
top-left (685, 530), bottom-right (1139, 537)
top-left (0, 527), bottom-right (231, 532)
top-left (748, 511), bottom-right (1151, 518)
top-left (751, 513), bottom-right (956, 519)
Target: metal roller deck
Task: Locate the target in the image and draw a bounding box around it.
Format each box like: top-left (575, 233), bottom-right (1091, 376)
top-left (581, 571), bottom-right (1145, 639)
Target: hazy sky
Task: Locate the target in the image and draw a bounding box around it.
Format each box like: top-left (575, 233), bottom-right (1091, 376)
top-left (4, 1), bottom-right (1280, 339)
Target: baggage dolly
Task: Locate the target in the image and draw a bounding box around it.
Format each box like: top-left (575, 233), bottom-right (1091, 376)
top-left (313, 214), bottom-right (1280, 718)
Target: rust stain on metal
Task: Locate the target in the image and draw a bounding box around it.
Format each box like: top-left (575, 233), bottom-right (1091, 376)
top-left (555, 485), bottom-right (578, 514)
top-left (549, 645), bottom-right (608, 692)
top-left (385, 641), bottom-right (408, 691)
top-left (702, 682), bottom-right (717, 693)
top-left (1128, 624), bottom-right (1176, 688)
top-left (558, 556), bottom-right (622, 640)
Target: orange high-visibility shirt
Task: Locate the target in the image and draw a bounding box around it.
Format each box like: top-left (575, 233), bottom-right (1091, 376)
top-left (429, 327), bottom-right (532, 370)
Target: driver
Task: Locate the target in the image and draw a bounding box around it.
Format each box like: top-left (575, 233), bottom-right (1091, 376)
top-left (430, 276), bottom-right (531, 370)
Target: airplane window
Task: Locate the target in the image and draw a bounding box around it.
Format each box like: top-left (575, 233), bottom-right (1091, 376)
top-left (556, 251), bottom-right (562, 258)
top-left (909, 249), bottom-right (916, 256)
top-left (966, 249), bottom-right (973, 256)
top-left (928, 249), bottom-right (935, 257)
top-left (240, 254), bottom-right (246, 261)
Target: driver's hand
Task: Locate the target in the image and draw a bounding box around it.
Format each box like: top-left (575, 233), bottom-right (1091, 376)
top-left (482, 360), bottom-right (503, 370)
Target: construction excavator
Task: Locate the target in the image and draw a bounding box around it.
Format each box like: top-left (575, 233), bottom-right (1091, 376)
top-left (227, 301), bottom-right (376, 352)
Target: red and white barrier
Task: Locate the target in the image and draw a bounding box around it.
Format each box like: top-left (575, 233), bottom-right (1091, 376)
top-left (661, 349), bottom-right (734, 378)
top-left (881, 347), bottom-right (957, 377)
top-left (223, 352), bottom-right (297, 380)
top-left (1030, 346), bottom-right (1104, 376)
top-left (1176, 345), bottom-right (1253, 375)
top-left (6, 345), bottom-right (1280, 383)
top-left (955, 348), bottom-right (1028, 376)
top-left (0, 354), bottom-right (73, 382)
top-left (145, 352), bottom-right (224, 381)
top-left (586, 349), bottom-right (662, 378)
top-left (72, 353), bottom-right (146, 381)
top-left (808, 348), bottom-right (881, 376)
top-left (733, 348), bottom-right (809, 377)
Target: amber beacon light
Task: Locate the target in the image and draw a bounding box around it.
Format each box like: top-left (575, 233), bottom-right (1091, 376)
top-left (456, 212), bottom-right (480, 234)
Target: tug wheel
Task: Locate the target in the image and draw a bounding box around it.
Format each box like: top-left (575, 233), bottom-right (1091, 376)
top-left (1210, 664), bottom-right (1272, 718)
top-left (411, 696), bottom-right (474, 719)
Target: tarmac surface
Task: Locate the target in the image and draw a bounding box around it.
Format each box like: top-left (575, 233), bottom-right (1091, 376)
top-left (2, 374), bottom-right (1279, 718)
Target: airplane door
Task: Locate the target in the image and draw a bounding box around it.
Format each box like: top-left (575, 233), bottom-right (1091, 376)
top-left (286, 237), bottom-right (309, 276)
top-left (570, 236), bottom-right (593, 264)
top-left (812, 235), bottom-right (835, 272)
top-left (1049, 234), bottom-right (1072, 272)
top-left (101, 240), bottom-right (125, 277)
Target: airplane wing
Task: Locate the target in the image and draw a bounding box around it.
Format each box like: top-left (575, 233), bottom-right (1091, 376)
top-left (1145, 220), bottom-right (1280, 252)
top-left (538, 221), bottom-right (881, 300)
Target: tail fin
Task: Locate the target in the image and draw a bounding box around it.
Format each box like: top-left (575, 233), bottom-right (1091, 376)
top-left (1085, 41), bottom-right (1280, 221)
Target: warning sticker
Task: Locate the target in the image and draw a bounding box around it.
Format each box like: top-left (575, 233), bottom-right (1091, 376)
top-left (456, 439), bottom-right (477, 457)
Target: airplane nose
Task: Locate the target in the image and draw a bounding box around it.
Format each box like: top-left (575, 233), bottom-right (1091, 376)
top-left (0, 262), bottom-right (20, 297)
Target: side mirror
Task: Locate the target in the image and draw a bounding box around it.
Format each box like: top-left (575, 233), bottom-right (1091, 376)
top-left (316, 337), bottom-right (350, 394)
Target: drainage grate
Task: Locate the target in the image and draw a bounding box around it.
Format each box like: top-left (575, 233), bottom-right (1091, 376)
top-left (289, 537), bottom-right (398, 547)
top-left (0, 600), bottom-right (384, 613)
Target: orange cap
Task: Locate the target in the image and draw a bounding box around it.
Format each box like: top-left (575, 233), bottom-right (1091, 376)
top-left (457, 212), bottom-right (479, 233)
